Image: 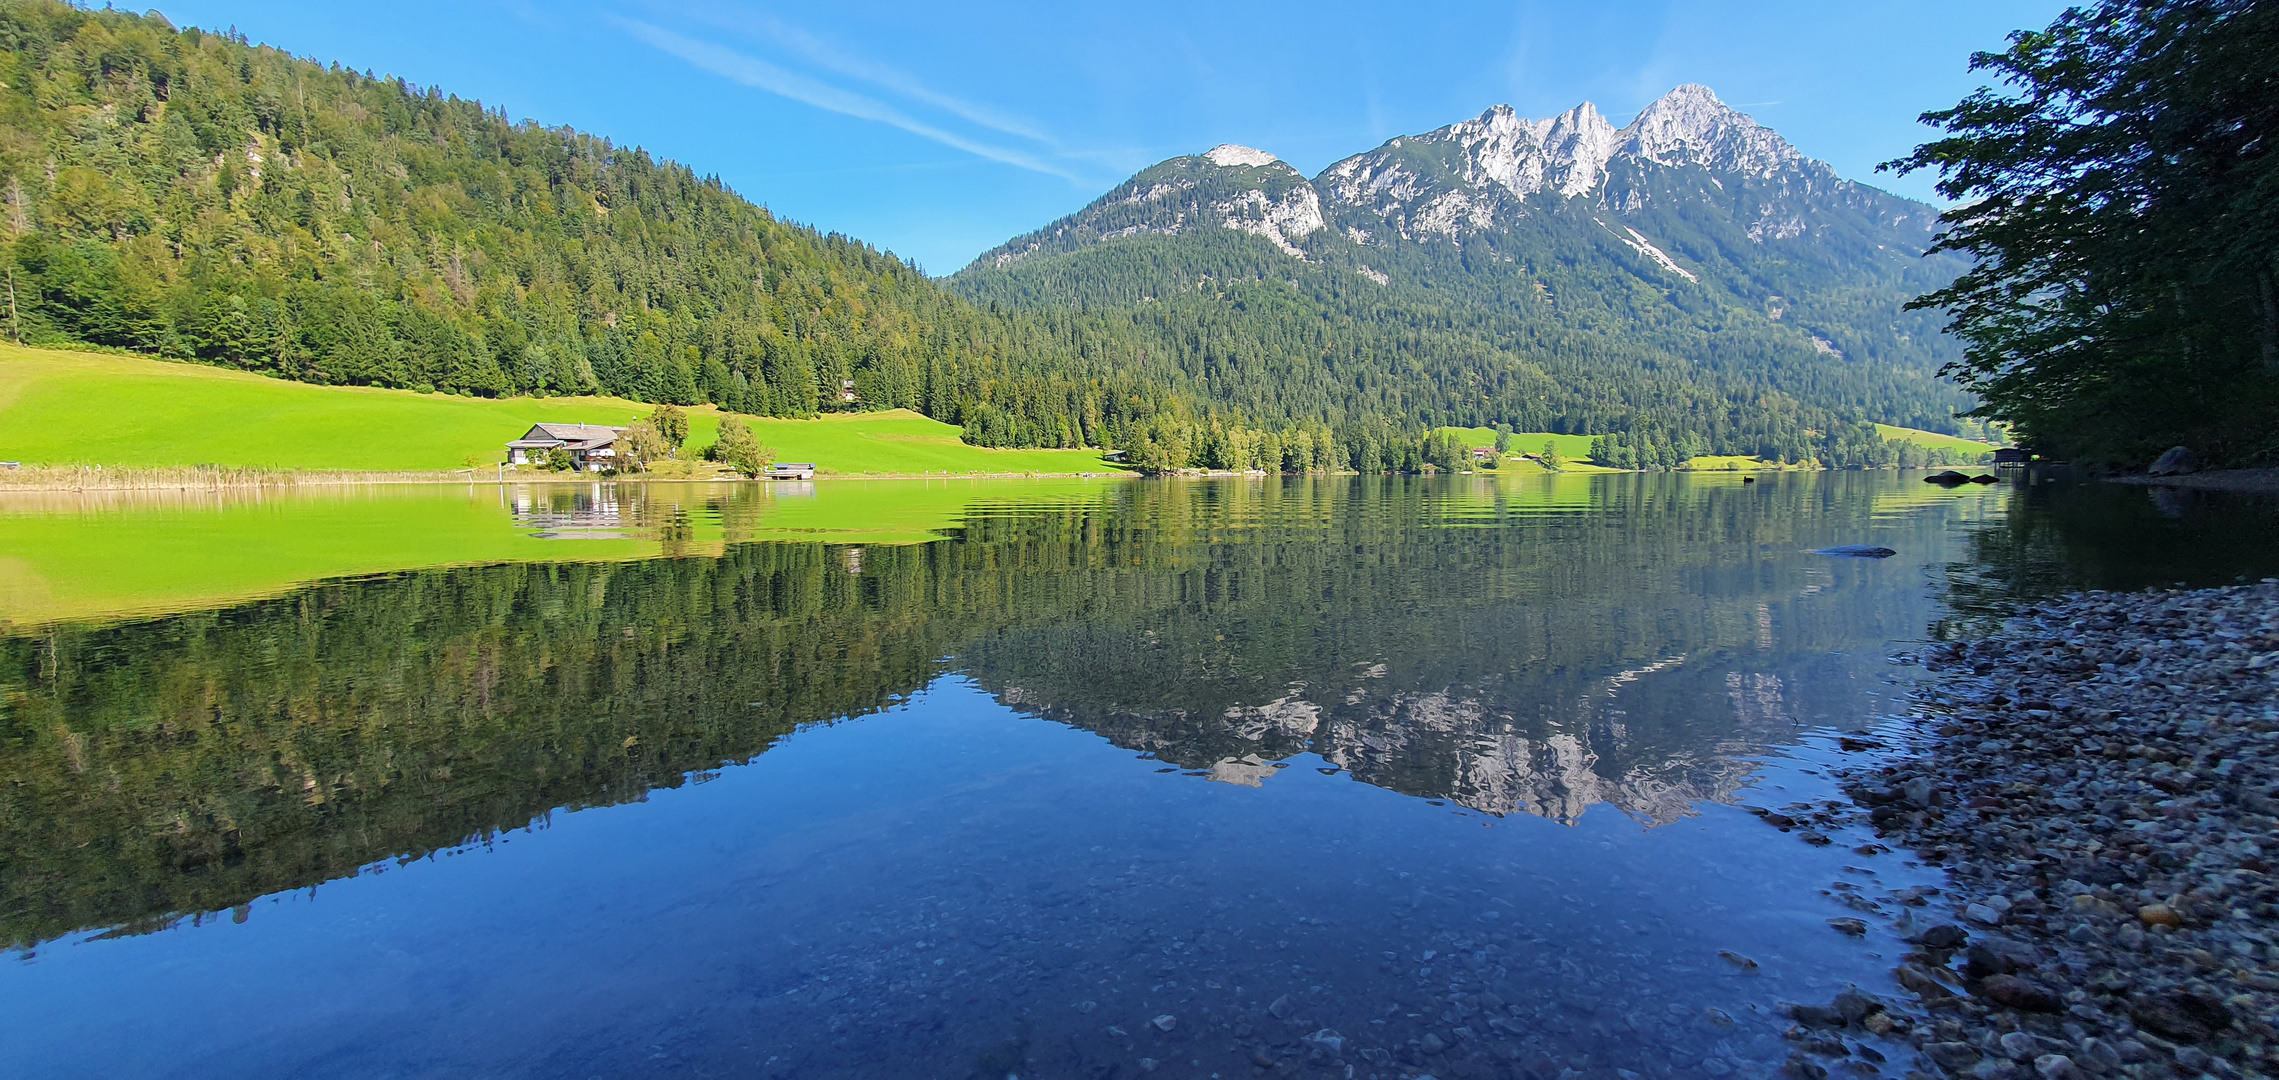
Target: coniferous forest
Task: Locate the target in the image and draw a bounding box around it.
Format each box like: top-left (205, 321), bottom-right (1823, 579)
top-left (0, 1), bottom-right (1993, 469)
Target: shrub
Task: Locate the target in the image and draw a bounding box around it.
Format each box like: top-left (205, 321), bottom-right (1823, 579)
top-left (707, 418), bottom-right (773, 477)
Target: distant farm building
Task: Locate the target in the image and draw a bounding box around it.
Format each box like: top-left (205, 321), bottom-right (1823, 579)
top-left (839, 379), bottom-right (858, 403)
top-left (1470, 446), bottom-right (1496, 461)
top-left (506, 423), bottom-right (626, 471)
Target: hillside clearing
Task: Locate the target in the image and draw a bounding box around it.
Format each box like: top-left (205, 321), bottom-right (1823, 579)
top-left (1873, 423), bottom-right (1998, 457)
top-left (0, 347), bottom-right (1122, 476)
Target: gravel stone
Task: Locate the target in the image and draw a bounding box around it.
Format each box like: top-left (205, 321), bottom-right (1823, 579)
top-left (1790, 582), bottom-right (2279, 1079)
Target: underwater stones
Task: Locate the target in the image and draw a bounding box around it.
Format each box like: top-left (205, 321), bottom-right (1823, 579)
top-left (1831, 990), bottom-right (1882, 1025)
top-left (1913, 924), bottom-right (1968, 949)
top-left (1923, 1041), bottom-right (1981, 1069)
top-left (1900, 776), bottom-right (1938, 809)
top-left (1785, 1003), bottom-right (1846, 1029)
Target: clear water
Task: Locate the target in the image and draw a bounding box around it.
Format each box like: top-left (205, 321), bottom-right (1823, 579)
top-left (3, 473), bottom-right (2273, 1079)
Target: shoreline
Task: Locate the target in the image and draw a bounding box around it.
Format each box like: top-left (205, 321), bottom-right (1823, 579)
top-left (0, 463), bottom-right (2000, 492)
top-left (2108, 469), bottom-right (2279, 496)
top-left (1775, 583), bottom-right (2279, 1079)
top-left (0, 466), bottom-right (1141, 491)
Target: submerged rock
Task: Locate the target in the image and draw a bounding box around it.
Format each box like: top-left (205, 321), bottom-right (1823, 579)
top-left (2147, 445), bottom-right (2199, 476)
top-left (1811, 545), bottom-right (1897, 558)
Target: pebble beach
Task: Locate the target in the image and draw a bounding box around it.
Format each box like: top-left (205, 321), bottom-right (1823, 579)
top-left (1778, 581), bottom-right (2279, 1080)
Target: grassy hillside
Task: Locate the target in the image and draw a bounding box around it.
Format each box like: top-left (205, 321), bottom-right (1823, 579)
top-left (741, 411), bottom-right (1119, 476)
top-left (1441, 428), bottom-right (1603, 461)
top-left (1875, 424), bottom-right (1998, 458)
top-left (0, 347), bottom-right (1120, 474)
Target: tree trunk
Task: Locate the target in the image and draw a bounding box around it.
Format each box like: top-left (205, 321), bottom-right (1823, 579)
top-left (2261, 269), bottom-right (2279, 374)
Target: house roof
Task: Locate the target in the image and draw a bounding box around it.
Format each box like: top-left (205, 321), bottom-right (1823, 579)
top-left (521, 423), bottom-right (627, 443)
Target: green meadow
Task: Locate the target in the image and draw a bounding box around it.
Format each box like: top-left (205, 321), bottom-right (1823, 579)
top-left (0, 346), bottom-right (1122, 475)
top-left (1441, 424), bottom-right (1992, 470)
top-left (1438, 428), bottom-right (1626, 471)
top-left (0, 478), bottom-right (1128, 626)
top-left (1873, 423), bottom-right (1999, 457)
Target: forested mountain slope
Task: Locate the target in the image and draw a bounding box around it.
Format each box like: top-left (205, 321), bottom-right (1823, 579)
top-left (0, 1), bottom-right (1146, 448)
top-left (957, 86), bottom-right (1986, 466)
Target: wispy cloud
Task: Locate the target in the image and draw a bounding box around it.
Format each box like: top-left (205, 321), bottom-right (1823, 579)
top-left (741, 14), bottom-right (1055, 146)
top-left (612, 17), bottom-right (1080, 182)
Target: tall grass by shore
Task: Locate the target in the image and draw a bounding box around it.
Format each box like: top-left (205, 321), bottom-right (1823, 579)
top-left (0, 464), bottom-right (498, 491)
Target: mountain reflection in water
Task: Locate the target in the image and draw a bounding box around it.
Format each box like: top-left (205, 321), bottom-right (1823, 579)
top-left (3, 474), bottom-right (2021, 1078)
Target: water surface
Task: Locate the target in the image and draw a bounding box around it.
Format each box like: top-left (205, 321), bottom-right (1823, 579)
top-left (4, 472), bottom-right (2258, 1079)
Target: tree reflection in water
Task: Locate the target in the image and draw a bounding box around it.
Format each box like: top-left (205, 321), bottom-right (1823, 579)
top-left (2, 473), bottom-right (2092, 1079)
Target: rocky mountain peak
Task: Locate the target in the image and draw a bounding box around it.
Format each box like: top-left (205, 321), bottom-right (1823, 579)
top-left (967, 84), bottom-right (1861, 268)
top-left (1618, 84), bottom-right (1803, 177)
top-left (1203, 144), bottom-right (1281, 169)
top-left (1308, 84), bottom-right (1833, 241)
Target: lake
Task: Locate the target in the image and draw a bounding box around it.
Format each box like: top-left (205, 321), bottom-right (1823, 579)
top-left (4, 473), bottom-right (2276, 1079)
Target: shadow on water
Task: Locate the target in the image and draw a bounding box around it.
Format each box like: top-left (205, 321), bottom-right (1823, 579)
top-left (0, 472), bottom-right (2179, 1078)
top-left (1936, 474), bottom-right (2279, 637)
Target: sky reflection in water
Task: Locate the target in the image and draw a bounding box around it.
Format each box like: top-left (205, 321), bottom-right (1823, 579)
top-left (5, 473), bottom-right (2271, 1079)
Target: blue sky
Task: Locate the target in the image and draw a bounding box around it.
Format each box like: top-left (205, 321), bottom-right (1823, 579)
top-left (155, 0), bottom-right (2070, 276)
